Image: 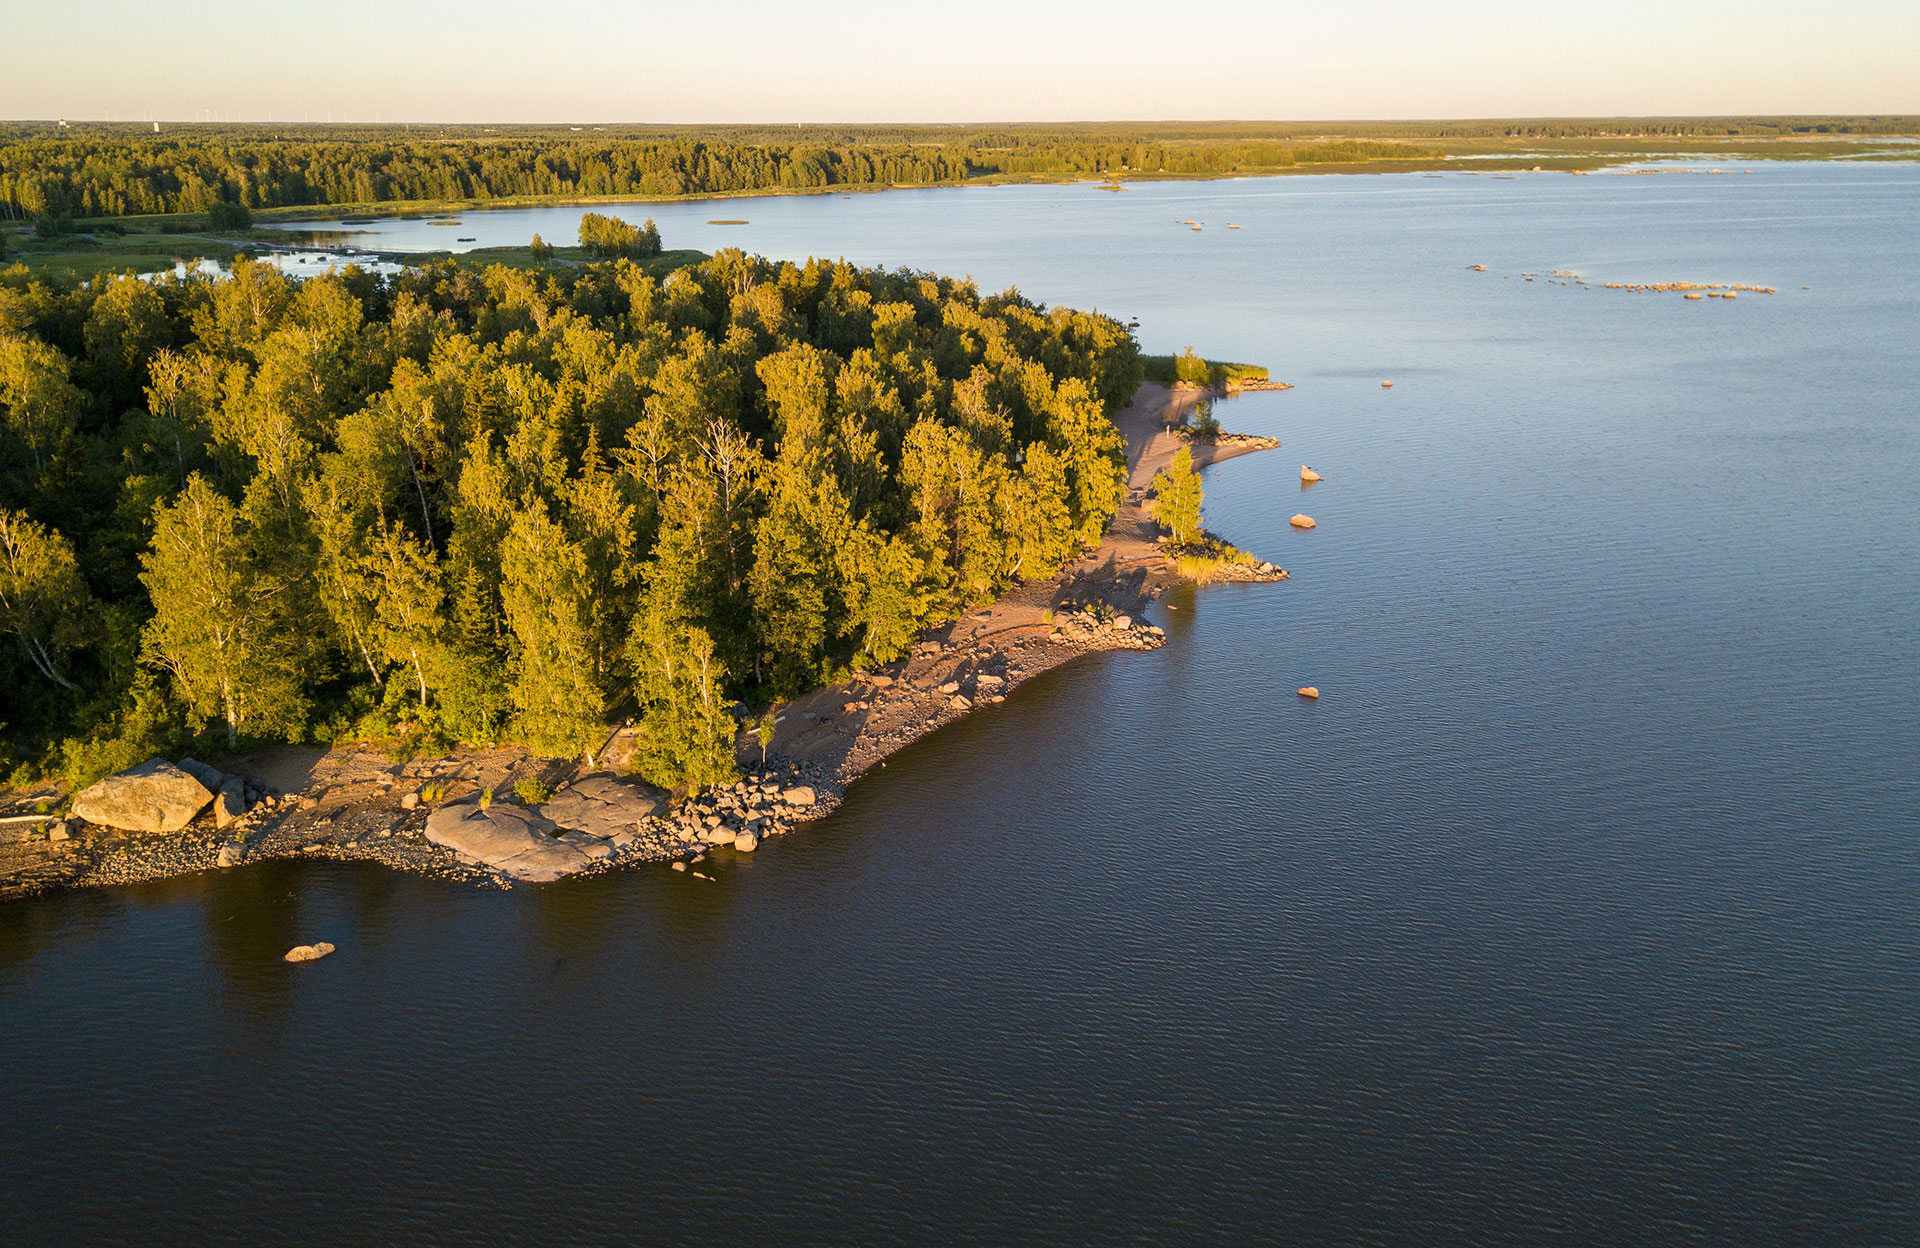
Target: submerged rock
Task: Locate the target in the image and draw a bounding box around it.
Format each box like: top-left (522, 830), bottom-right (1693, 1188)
top-left (71, 759), bottom-right (215, 833)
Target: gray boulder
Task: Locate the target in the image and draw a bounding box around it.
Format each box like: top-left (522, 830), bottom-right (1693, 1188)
top-left (782, 786), bottom-right (817, 807)
top-left (70, 759), bottom-right (215, 833)
top-left (176, 757), bottom-right (229, 793)
top-left (538, 773), bottom-right (668, 840)
top-left (214, 777), bottom-right (248, 829)
top-left (423, 796), bottom-right (590, 884)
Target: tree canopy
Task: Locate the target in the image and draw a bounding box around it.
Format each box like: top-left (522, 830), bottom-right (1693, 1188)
top-left (0, 242), bottom-right (1143, 792)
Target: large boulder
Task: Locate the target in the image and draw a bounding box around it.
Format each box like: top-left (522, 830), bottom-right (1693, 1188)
top-left (424, 796), bottom-right (590, 883)
top-left (71, 759), bottom-right (215, 833)
top-left (537, 773), bottom-right (667, 840)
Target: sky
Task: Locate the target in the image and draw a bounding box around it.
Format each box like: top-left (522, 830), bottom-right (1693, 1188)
top-left (6, 0), bottom-right (1918, 122)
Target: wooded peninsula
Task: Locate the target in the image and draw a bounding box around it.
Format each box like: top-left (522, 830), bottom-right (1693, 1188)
top-left (0, 236), bottom-right (1150, 797)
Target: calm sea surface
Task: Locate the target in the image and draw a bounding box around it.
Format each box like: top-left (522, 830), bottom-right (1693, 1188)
top-left (6, 166), bottom-right (1918, 1246)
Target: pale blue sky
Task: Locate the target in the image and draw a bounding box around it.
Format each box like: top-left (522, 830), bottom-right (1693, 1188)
top-left (8, 0), bottom-right (1917, 121)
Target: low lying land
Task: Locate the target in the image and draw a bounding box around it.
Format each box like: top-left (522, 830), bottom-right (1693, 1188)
top-left (4, 117), bottom-right (1914, 281)
top-left (0, 384), bottom-right (1287, 898)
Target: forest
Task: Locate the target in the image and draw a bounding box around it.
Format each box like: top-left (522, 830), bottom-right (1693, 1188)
top-left (0, 127), bottom-right (1444, 219)
top-left (4, 118), bottom-right (1912, 222)
top-left (0, 243), bottom-right (1144, 793)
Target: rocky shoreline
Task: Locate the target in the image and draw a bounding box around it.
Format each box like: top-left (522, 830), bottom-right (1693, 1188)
top-left (1, 383), bottom-right (1291, 899)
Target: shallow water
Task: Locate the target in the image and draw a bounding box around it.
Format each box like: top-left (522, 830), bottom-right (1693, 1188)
top-left (6, 165), bottom-right (1919, 1246)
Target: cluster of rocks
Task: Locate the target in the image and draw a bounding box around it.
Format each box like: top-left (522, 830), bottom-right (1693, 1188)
top-left (1206, 559), bottom-right (1291, 584)
top-left (1179, 430), bottom-right (1282, 450)
top-left (420, 773), bottom-right (671, 883)
top-left (1047, 605), bottom-right (1166, 652)
top-left (654, 765), bottom-right (827, 855)
top-left (68, 757), bottom-right (264, 836)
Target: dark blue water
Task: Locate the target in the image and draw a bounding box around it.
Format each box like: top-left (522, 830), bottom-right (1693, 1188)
top-left (5, 166), bottom-right (1918, 1245)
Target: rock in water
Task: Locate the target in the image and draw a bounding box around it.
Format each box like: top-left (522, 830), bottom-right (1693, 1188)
top-left (214, 777), bottom-right (248, 829)
top-left (1300, 465), bottom-right (1322, 482)
top-left (70, 759), bottom-right (215, 832)
top-left (284, 942), bottom-right (335, 963)
top-left (1298, 687), bottom-right (1321, 699)
top-left (734, 831), bottom-right (759, 852)
top-left (1381, 380), bottom-right (1393, 388)
top-left (1289, 514), bottom-right (1316, 530)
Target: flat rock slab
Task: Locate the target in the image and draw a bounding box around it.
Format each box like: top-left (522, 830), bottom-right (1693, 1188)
top-left (538, 774), bottom-right (667, 840)
top-left (71, 759), bottom-right (215, 833)
top-left (424, 798), bottom-right (591, 883)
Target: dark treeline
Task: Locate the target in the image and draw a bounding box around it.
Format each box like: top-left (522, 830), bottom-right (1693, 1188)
top-left (6, 117), bottom-right (1909, 220)
top-left (0, 125), bottom-right (1458, 219)
top-left (0, 246), bottom-right (1142, 791)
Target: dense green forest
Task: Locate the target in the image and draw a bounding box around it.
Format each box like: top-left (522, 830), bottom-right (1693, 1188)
top-left (4, 118), bottom-right (1912, 221)
top-left (0, 243), bottom-right (1143, 792)
top-left (0, 127), bottom-right (1443, 219)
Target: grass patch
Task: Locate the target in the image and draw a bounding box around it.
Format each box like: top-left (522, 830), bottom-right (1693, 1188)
top-left (1171, 535), bottom-right (1258, 583)
top-left (1, 227), bottom-right (239, 280)
top-left (408, 244), bottom-right (708, 276)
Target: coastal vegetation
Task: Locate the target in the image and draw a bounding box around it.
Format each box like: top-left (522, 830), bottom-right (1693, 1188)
top-left (0, 241), bottom-right (1143, 794)
top-left (4, 118), bottom-right (1908, 227)
top-left (1143, 350), bottom-right (1269, 390)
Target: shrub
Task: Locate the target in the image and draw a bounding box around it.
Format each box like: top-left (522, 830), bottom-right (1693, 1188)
top-left (528, 233), bottom-right (553, 262)
top-left (208, 201), bottom-right (251, 232)
top-left (513, 776), bottom-right (552, 805)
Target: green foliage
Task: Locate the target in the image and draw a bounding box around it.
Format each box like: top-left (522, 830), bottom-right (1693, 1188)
top-left (0, 244), bottom-right (1143, 791)
top-left (1142, 353), bottom-right (1268, 390)
top-left (207, 200), bottom-right (251, 232)
top-left (528, 233), bottom-right (553, 262)
top-left (578, 213), bottom-right (661, 261)
top-left (513, 775), bottom-right (551, 805)
top-left (1151, 445), bottom-right (1204, 546)
top-left (1173, 347), bottom-right (1212, 387)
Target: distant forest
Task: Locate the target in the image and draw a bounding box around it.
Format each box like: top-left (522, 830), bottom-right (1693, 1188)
top-left (4, 117), bottom-right (1912, 221)
top-left (0, 126), bottom-right (1457, 218)
top-left (0, 243), bottom-right (1142, 791)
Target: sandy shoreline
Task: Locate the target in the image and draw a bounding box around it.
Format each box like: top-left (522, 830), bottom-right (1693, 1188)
top-left (0, 383), bottom-right (1289, 898)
